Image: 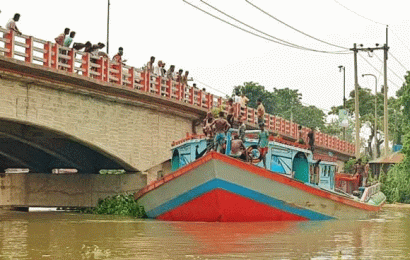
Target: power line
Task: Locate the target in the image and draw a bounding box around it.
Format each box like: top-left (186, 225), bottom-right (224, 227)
top-left (359, 53), bottom-right (401, 89)
top-left (200, 0), bottom-right (316, 51)
top-left (245, 0), bottom-right (350, 50)
top-left (390, 29), bottom-right (410, 57)
top-left (389, 52), bottom-right (409, 72)
top-left (372, 52), bottom-right (405, 82)
top-left (193, 79), bottom-right (230, 96)
top-left (333, 0), bottom-right (387, 26)
top-left (182, 0), bottom-right (351, 54)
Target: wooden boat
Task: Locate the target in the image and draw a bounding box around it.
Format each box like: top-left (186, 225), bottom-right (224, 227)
top-left (135, 131), bottom-right (385, 222)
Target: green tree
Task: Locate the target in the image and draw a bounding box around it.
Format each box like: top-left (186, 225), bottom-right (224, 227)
top-left (329, 86), bottom-right (398, 158)
top-left (233, 82), bottom-right (326, 131)
top-left (381, 71), bottom-right (410, 203)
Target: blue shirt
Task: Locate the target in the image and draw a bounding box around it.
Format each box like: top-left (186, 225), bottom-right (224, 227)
top-left (63, 36), bottom-right (73, 47)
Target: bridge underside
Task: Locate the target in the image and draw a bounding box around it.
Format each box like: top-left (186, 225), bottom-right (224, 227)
top-left (0, 118), bottom-right (138, 174)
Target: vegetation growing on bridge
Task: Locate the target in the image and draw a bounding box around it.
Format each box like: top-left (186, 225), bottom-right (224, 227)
top-left (81, 194), bottom-right (147, 218)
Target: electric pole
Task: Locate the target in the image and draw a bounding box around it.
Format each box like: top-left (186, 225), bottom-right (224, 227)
top-left (107, 0), bottom-right (110, 55)
top-left (351, 40), bottom-right (387, 159)
top-left (383, 26), bottom-right (389, 156)
top-left (352, 43), bottom-right (360, 159)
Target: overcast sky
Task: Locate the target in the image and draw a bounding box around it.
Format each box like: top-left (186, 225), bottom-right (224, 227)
top-left (1, 0), bottom-right (409, 114)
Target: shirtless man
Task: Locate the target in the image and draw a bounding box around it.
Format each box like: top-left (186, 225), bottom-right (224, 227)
top-left (231, 135), bottom-right (247, 161)
top-left (227, 98), bottom-right (235, 127)
top-left (210, 111), bottom-right (231, 153)
top-left (203, 111), bottom-right (215, 152)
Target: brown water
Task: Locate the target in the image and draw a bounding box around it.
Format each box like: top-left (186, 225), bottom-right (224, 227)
top-left (0, 207), bottom-right (409, 260)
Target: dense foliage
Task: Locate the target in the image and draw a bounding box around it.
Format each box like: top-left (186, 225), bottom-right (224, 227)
top-left (233, 82), bottom-right (326, 130)
top-left (380, 72), bottom-right (410, 203)
top-left (81, 194), bottom-right (147, 218)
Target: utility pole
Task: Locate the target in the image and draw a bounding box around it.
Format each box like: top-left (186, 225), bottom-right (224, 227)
top-left (350, 42), bottom-right (386, 159)
top-left (107, 0), bottom-right (110, 55)
top-left (352, 44), bottom-right (360, 158)
top-left (338, 65), bottom-right (346, 140)
top-left (362, 73), bottom-right (377, 158)
top-left (383, 26), bottom-right (389, 156)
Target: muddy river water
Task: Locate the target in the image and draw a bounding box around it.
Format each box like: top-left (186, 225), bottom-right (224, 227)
top-left (0, 206), bottom-right (409, 259)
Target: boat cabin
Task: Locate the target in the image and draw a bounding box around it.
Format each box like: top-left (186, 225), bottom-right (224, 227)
top-left (170, 130), bottom-right (336, 191)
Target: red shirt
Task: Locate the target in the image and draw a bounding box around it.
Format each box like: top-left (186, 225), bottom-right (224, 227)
top-left (113, 53), bottom-right (122, 63)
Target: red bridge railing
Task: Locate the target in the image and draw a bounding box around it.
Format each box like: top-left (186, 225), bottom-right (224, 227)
top-left (0, 29), bottom-right (355, 156)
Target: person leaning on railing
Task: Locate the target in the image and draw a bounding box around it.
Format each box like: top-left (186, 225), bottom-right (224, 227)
top-left (55, 28), bottom-right (70, 46)
top-left (166, 65), bottom-right (175, 80)
top-left (146, 56), bottom-right (155, 73)
top-left (154, 60), bottom-right (164, 77)
top-left (6, 13), bottom-right (22, 35)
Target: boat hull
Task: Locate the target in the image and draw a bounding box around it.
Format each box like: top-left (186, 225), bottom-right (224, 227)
top-left (135, 152), bottom-right (384, 222)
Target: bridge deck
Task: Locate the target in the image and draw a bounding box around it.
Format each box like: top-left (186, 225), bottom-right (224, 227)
top-left (0, 28), bottom-right (354, 158)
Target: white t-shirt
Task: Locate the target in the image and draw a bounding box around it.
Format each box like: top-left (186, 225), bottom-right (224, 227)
top-left (6, 19), bottom-right (16, 31)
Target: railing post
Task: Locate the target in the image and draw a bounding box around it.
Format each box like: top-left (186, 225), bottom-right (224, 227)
top-left (67, 48), bottom-right (75, 73)
top-left (116, 62), bottom-right (123, 85)
top-left (129, 67), bottom-right (135, 88)
top-left (198, 89), bottom-right (203, 107)
top-left (143, 71), bottom-right (149, 92)
top-left (81, 52), bottom-right (90, 77)
top-left (190, 87), bottom-right (194, 105)
top-left (4, 30), bottom-right (14, 58)
top-left (25, 36), bottom-right (33, 63)
top-left (43, 41), bottom-right (51, 67)
top-left (103, 58), bottom-right (109, 82)
top-left (166, 79), bottom-right (172, 98)
top-left (208, 94), bottom-right (213, 109)
top-left (180, 84), bottom-right (186, 101)
top-left (96, 56), bottom-right (104, 80)
top-left (155, 76), bottom-right (160, 95)
top-left (51, 43), bottom-right (58, 70)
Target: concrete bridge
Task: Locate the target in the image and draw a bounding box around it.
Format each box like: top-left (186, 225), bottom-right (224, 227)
top-left (0, 28), bottom-right (354, 208)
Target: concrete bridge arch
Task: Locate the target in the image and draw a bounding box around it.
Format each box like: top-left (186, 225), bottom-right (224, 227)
top-left (0, 117), bottom-right (137, 174)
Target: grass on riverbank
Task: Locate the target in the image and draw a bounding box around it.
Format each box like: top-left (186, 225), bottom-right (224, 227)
top-left (81, 194), bottom-right (147, 218)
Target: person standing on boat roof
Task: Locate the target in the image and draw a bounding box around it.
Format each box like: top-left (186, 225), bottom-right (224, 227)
top-left (6, 13), bottom-right (22, 35)
top-left (210, 111), bottom-right (231, 153)
top-left (240, 93), bottom-right (249, 117)
top-left (363, 162), bottom-right (370, 187)
top-left (257, 99), bottom-right (265, 129)
top-left (258, 123), bottom-right (269, 169)
top-left (238, 117), bottom-right (246, 143)
top-left (307, 128), bottom-right (315, 152)
top-left (227, 98), bottom-right (235, 127)
top-left (203, 111), bottom-right (215, 152)
top-left (297, 125), bottom-right (305, 144)
top-left (354, 158), bottom-right (365, 187)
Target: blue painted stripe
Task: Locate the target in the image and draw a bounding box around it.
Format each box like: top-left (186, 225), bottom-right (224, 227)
top-left (146, 179), bottom-right (333, 220)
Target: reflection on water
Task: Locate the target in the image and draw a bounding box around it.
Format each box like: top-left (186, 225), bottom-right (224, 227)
top-left (0, 207), bottom-right (410, 259)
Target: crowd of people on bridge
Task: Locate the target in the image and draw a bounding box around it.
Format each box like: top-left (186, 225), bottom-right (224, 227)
top-left (2, 12), bottom-right (197, 89)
